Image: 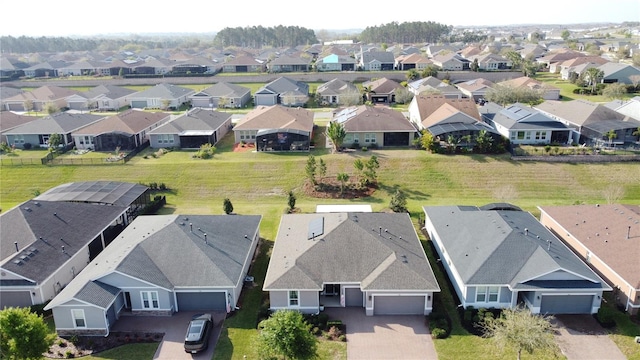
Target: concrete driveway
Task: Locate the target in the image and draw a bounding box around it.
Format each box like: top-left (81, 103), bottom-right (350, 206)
top-left (324, 307), bottom-right (438, 360)
top-left (553, 315), bottom-right (626, 360)
top-left (111, 311), bottom-right (226, 360)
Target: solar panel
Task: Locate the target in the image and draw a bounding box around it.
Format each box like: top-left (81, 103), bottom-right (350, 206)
top-left (307, 217), bottom-right (324, 240)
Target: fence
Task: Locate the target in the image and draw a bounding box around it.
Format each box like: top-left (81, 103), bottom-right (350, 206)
top-left (0, 158), bottom-right (44, 166)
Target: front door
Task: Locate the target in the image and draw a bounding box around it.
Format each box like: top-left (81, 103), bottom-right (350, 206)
top-left (124, 292), bottom-right (132, 310)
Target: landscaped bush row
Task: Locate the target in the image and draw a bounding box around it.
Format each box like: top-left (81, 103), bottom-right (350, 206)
top-left (460, 306), bottom-right (503, 336)
top-left (428, 300), bottom-right (452, 339)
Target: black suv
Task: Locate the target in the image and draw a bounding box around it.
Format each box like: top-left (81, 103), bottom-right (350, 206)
top-left (184, 313), bottom-right (213, 354)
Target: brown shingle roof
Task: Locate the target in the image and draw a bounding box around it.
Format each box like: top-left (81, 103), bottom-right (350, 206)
top-left (234, 105), bottom-right (314, 132)
top-left (539, 204), bottom-right (640, 289)
top-left (72, 110), bottom-right (170, 135)
top-left (413, 95), bottom-right (480, 123)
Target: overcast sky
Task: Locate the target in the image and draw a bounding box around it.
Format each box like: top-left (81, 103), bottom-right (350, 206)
top-left (1, 0), bottom-right (638, 37)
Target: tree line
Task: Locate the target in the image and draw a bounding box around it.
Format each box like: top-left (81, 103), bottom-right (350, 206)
top-left (0, 35), bottom-right (196, 53)
top-left (359, 21), bottom-right (452, 44)
top-left (213, 25), bottom-right (318, 48)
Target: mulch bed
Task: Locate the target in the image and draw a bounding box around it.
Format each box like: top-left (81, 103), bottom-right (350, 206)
top-left (233, 143), bottom-right (256, 153)
top-left (302, 178), bottom-right (377, 199)
top-left (45, 331), bottom-right (163, 358)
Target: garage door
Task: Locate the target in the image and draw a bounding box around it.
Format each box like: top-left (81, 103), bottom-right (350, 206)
top-left (374, 296), bottom-right (425, 315)
top-left (0, 291), bottom-right (32, 309)
top-left (176, 292), bottom-right (225, 311)
top-left (540, 295), bottom-right (593, 314)
top-left (7, 103), bottom-right (24, 111)
top-left (344, 288), bottom-right (363, 307)
top-left (131, 100), bottom-right (147, 109)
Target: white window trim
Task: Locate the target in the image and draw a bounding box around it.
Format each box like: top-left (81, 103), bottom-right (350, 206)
top-left (71, 309), bottom-right (86, 328)
top-left (141, 291), bottom-right (159, 309)
top-left (288, 290), bottom-right (299, 307)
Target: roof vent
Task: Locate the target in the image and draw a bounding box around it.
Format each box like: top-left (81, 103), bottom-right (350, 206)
top-left (13, 260), bottom-right (23, 266)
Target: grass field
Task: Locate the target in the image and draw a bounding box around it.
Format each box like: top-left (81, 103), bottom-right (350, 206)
top-left (535, 72), bottom-right (640, 103)
top-left (4, 133), bottom-right (639, 360)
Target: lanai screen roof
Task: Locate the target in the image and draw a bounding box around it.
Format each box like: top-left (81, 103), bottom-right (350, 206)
top-left (35, 181), bottom-right (148, 207)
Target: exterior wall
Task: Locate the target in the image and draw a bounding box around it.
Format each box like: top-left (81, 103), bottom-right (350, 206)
top-left (6, 134), bottom-right (41, 149)
top-left (150, 134), bottom-right (179, 148)
top-left (268, 290), bottom-right (319, 314)
top-left (407, 98), bottom-right (424, 130)
top-left (507, 129), bottom-right (552, 145)
top-left (231, 231), bottom-right (260, 309)
top-left (344, 132), bottom-right (381, 147)
top-left (464, 285), bottom-right (512, 310)
top-left (52, 304), bottom-right (108, 335)
top-left (39, 247), bottom-right (91, 304)
top-left (73, 135), bottom-right (96, 150)
top-left (234, 129), bottom-right (257, 144)
top-left (254, 93), bottom-right (277, 106)
top-left (540, 212), bottom-right (639, 314)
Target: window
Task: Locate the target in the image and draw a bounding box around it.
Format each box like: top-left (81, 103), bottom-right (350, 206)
top-left (157, 134), bottom-right (174, 144)
top-left (288, 291), bottom-right (299, 306)
top-left (516, 131), bottom-right (525, 140)
top-left (13, 135), bottom-right (25, 144)
top-left (344, 133), bottom-right (354, 143)
top-left (476, 286), bottom-right (499, 302)
top-left (488, 287), bottom-right (499, 302)
top-left (364, 133), bottom-right (376, 143)
top-left (476, 286), bottom-right (487, 302)
top-left (141, 291), bottom-right (159, 309)
top-left (71, 309), bottom-right (86, 328)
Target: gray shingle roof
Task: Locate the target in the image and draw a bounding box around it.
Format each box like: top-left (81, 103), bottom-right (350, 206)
top-left (130, 83), bottom-right (195, 99)
top-left (264, 213), bottom-right (439, 292)
top-left (149, 108), bottom-right (232, 135)
top-left (76, 281), bottom-right (121, 308)
top-left (0, 200), bottom-right (128, 282)
top-left (423, 205), bottom-right (607, 289)
top-left (3, 113), bottom-right (105, 135)
top-left (256, 77), bottom-right (309, 96)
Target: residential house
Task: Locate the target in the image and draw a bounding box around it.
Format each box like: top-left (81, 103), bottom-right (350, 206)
top-left (127, 83), bottom-right (194, 110)
top-left (315, 54), bottom-right (357, 72)
top-left (189, 83), bottom-right (251, 109)
top-left (607, 96), bottom-right (640, 122)
top-left (315, 79), bottom-right (360, 106)
top-left (58, 60), bottom-right (111, 77)
top-left (22, 60), bottom-right (69, 78)
top-left (362, 77), bottom-right (402, 104)
top-left (268, 55), bottom-right (312, 72)
top-left (233, 105), bottom-right (314, 151)
top-left (130, 57), bottom-right (173, 76)
top-left (483, 103), bottom-right (571, 145)
top-left (550, 56), bottom-right (608, 75)
top-left (423, 204), bottom-right (610, 314)
top-left (0, 57), bottom-right (25, 80)
top-left (538, 204), bottom-right (640, 315)
top-left (3, 85), bottom-right (86, 112)
top-left (71, 110), bottom-right (170, 151)
top-left (598, 62), bottom-right (640, 84)
top-left (430, 53), bottom-right (470, 71)
top-left (331, 105), bottom-right (418, 148)
top-left (424, 45), bottom-right (461, 57)
top-left (4, 112), bottom-right (104, 149)
top-left (359, 50), bottom-right (395, 71)
top-left (409, 95), bottom-right (500, 147)
top-left (407, 76), bottom-right (463, 98)
top-left (171, 57), bottom-right (219, 75)
top-left (82, 85), bottom-right (136, 112)
top-left (0, 111), bottom-right (41, 144)
top-left (0, 85), bottom-right (24, 106)
top-left (534, 99), bottom-right (640, 146)
top-left (222, 55), bottom-right (266, 73)
top-left (0, 200), bottom-right (130, 309)
top-left (497, 76), bottom-right (561, 100)
top-left (263, 212), bottom-right (440, 316)
top-left (455, 78), bottom-right (496, 101)
top-left (44, 214), bottom-right (261, 336)
top-left (466, 53), bottom-right (511, 71)
top-left (254, 77), bottom-right (309, 107)
top-left (560, 62), bottom-right (603, 81)
top-left (149, 108), bottom-right (232, 149)
top-left (536, 50), bottom-right (585, 68)
top-left (395, 53), bottom-right (432, 71)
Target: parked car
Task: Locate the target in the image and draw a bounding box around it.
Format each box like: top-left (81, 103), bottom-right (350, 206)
top-left (184, 313), bottom-right (213, 354)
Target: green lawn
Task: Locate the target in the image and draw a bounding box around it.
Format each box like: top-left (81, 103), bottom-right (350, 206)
top-left (535, 72), bottom-right (640, 103)
top-left (82, 343), bottom-right (159, 360)
top-left (4, 134), bottom-right (640, 359)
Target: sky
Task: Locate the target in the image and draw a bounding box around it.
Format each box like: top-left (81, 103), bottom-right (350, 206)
top-left (0, 0), bottom-right (638, 37)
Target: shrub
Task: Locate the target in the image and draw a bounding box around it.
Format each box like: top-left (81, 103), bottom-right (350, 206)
top-left (159, 183), bottom-right (167, 190)
top-left (328, 326), bottom-right (342, 339)
top-left (595, 306), bottom-right (616, 328)
top-left (23, 143), bottom-right (32, 150)
top-left (317, 313), bottom-right (329, 329)
top-left (58, 340), bottom-right (67, 347)
top-left (65, 350), bottom-right (74, 358)
top-left (338, 334), bottom-right (346, 342)
top-left (69, 335), bottom-right (79, 345)
top-left (361, 146), bottom-right (368, 152)
top-left (431, 327), bottom-right (447, 339)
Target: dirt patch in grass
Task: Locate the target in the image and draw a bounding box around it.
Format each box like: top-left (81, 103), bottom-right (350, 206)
top-left (45, 331), bottom-right (162, 358)
top-left (233, 143), bottom-right (256, 153)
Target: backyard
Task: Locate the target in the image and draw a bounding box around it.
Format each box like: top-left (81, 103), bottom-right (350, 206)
top-left (3, 131), bottom-right (640, 360)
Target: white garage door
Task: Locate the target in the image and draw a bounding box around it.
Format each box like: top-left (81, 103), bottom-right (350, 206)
top-left (540, 295), bottom-right (593, 314)
top-left (374, 296), bottom-right (425, 315)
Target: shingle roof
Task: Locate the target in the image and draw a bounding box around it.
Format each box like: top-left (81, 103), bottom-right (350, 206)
top-left (71, 109), bottom-right (170, 136)
top-left (0, 200), bottom-right (128, 282)
top-left (413, 95), bottom-right (480, 125)
top-left (316, 79), bottom-right (358, 96)
top-left (423, 205), bottom-right (608, 289)
top-left (534, 99), bottom-right (627, 127)
top-left (149, 108), bottom-right (232, 135)
top-left (492, 103), bottom-right (569, 130)
top-left (82, 85), bottom-right (136, 100)
top-left (334, 105), bottom-right (417, 132)
top-left (130, 83), bottom-right (195, 99)
top-left (362, 78), bottom-right (401, 94)
top-left (194, 83), bottom-right (250, 98)
top-left (234, 105), bottom-right (314, 132)
top-left (538, 204), bottom-right (640, 289)
top-left (264, 213), bottom-right (439, 292)
top-left (257, 77), bottom-right (309, 96)
top-left (3, 112), bottom-right (105, 135)
top-left (45, 214), bottom-right (261, 309)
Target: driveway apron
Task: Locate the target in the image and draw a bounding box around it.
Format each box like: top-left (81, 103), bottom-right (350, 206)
top-left (553, 315), bottom-right (626, 360)
top-left (324, 307), bottom-right (438, 360)
top-left (110, 311), bottom-right (225, 360)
